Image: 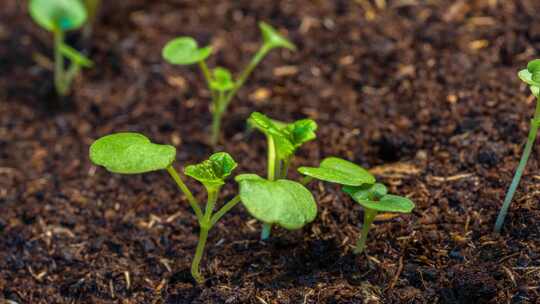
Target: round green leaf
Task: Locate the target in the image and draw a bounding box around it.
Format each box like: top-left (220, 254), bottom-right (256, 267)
top-left (298, 157), bottom-right (375, 186)
top-left (210, 67), bottom-right (234, 91)
top-left (259, 22), bottom-right (296, 51)
top-left (527, 59), bottom-right (540, 74)
top-left (355, 194), bottom-right (415, 213)
top-left (235, 174), bottom-right (317, 230)
top-left (29, 0), bottom-right (87, 32)
top-left (184, 152), bottom-right (237, 189)
top-left (89, 133), bottom-right (176, 174)
top-left (162, 37), bottom-right (212, 65)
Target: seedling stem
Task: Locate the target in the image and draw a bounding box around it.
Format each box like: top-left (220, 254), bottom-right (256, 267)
top-left (354, 208), bottom-right (377, 254)
top-left (166, 165), bottom-right (203, 220)
top-left (494, 96), bottom-right (540, 233)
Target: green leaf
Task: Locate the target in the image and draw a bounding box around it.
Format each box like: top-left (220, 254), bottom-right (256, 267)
top-left (235, 174), bottom-right (317, 230)
top-left (259, 22), bottom-right (296, 51)
top-left (162, 37), bottom-right (212, 65)
top-left (89, 133), bottom-right (176, 174)
top-left (60, 43), bottom-right (93, 68)
top-left (532, 86), bottom-right (540, 98)
top-left (298, 157), bottom-right (375, 186)
top-left (353, 194), bottom-right (415, 214)
top-left (29, 0), bottom-right (87, 32)
top-left (343, 183), bottom-right (388, 200)
top-left (184, 152), bottom-right (237, 189)
top-left (527, 59), bottom-right (540, 74)
top-left (248, 112), bottom-right (317, 160)
top-left (210, 67), bottom-right (234, 91)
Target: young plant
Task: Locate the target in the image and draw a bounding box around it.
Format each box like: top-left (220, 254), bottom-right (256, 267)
top-left (89, 133), bottom-right (241, 283)
top-left (299, 157), bottom-right (415, 254)
top-left (162, 22), bottom-right (296, 146)
top-left (494, 59), bottom-right (540, 233)
top-left (248, 112), bottom-right (318, 239)
top-left (29, 0), bottom-right (93, 96)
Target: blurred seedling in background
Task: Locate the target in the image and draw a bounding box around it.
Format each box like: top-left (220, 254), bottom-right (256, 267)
top-left (82, 0), bottom-right (101, 40)
top-left (299, 158), bottom-right (415, 254)
top-left (162, 22), bottom-right (296, 146)
top-left (89, 129), bottom-right (317, 283)
top-left (247, 112), bottom-right (317, 239)
top-left (29, 0), bottom-right (93, 96)
top-left (495, 59), bottom-right (540, 233)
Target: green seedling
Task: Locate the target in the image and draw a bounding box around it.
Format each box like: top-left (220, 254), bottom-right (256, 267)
top-left (299, 157), bottom-right (415, 254)
top-left (89, 132), bottom-right (241, 283)
top-left (162, 22), bottom-right (296, 146)
top-left (248, 112), bottom-right (317, 239)
top-left (494, 59), bottom-right (540, 233)
top-left (29, 0), bottom-right (93, 96)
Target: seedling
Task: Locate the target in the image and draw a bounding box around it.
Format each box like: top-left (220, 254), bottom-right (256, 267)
top-left (299, 157), bottom-right (415, 254)
top-left (494, 59), bottom-right (540, 233)
top-left (248, 112), bottom-right (317, 239)
top-left (89, 130), bottom-right (317, 283)
top-left (89, 132), bottom-right (241, 283)
top-left (29, 0), bottom-right (93, 96)
top-left (162, 22), bottom-right (296, 146)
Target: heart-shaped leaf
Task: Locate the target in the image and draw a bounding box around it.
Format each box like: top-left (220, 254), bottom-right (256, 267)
top-left (29, 0), bottom-right (87, 32)
top-left (343, 183), bottom-right (388, 201)
top-left (184, 152), bottom-right (237, 190)
top-left (248, 112), bottom-right (317, 160)
top-left (60, 43), bottom-right (93, 68)
top-left (210, 67), bottom-right (234, 91)
top-left (235, 174), bottom-right (317, 230)
top-left (259, 22), bottom-right (296, 51)
top-left (298, 157), bottom-right (375, 186)
top-left (352, 194), bottom-right (415, 213)
top-left (89, 133), bottom-right (176, 174)
top-left (162, 37), bottom-right (212, 65)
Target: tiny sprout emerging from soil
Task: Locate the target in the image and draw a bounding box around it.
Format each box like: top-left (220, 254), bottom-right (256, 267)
top-left (162, 22), bottom-right (296, 146)
top-left (29, 0), bottom-right (93, 96)
top-left (299, 157), bottom-right (415, 254)
top-left (89, 133), bottom-right (241, 283)
top-left (495, 59), bottom-right (540, 233)
top-left (248, 112), bottom-right (317, 239)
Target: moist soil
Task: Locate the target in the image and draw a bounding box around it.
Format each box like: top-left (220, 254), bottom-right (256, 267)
top-left (1, 0), bottom-right (540, 303)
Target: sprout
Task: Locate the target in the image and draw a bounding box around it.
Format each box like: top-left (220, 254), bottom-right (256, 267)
top-left (248, 112), bottom-right (317, 239)
top-left (299, 157), bottom-right (415, 254)
top-left (236, 174), bottom-right (317, 230)
top-left (162, 22), bottom-right (296, 146)
top-left (29, 0), bottom-right (93, 96)
top-left (89, 133), bottom-right (242, 283)
top-left (495, 59), bottom-right (540, 233)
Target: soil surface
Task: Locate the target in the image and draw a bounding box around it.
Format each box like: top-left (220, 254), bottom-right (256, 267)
top-left (2, 0), bottom-right (540, 303)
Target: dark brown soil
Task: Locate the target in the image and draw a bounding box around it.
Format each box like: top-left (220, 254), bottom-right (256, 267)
top-left (2, 0), bottom-right (540, 303)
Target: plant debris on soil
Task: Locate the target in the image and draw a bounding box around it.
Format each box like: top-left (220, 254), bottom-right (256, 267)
top-left (1, 0), bottom-right (540, 303)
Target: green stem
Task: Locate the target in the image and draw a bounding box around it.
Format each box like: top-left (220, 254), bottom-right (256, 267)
top-left (54, 29), bottom-right (67, 96)
top-left (261, 223), bottom-right (272, 240)
top-left (354, 208), bottom-right (378, 254)
top-left (494, 97), bottom-right (540, 233)
top-left (210, 195), bottom-right (241, 226)
top-left (64, 62), bottom-right (81, 89)
top-left (300, 176), bottom-right (313, 185)
top-left (166, 165), bottom-right (203, 220)
top-left (261, 134), bottom-right (278, 240)
top-left (191, 188), bottom-right (218, 283)
top-left (221, 45), bottom-right (271, 113)
top-left (210, 91), bottom-right (225, 146)
top-left (199, 60), bottom-right (213, 88)
top-left (280, 157), bottom-right (291, 179)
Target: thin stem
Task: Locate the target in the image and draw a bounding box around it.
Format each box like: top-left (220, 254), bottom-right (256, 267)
top-left (495, 97), bottom-right (540, 233)
top-left (261, 223), bottom-right (272, 240)
top-left (210, 195), bottom-right (241, 226)
top-left (166, 165), bottom-right (203, 220)
top-left (53, 29), bottom-right (67, 96)
top-left (210, 90), bottom-right (225, 146)
top-left (267, 135), bottom-right (276, 181)
top-left (64, 62), bottom-right (81, 90)
top-left (221, 45), bottom-right (271, 112)
top-left (354, 208), bottom-right (378, 254)
top-left (199, 60), bottom-right (213, 88)
top-left (279, 157), bottom-right (291, 179)
top-left (191, 188), bottom-right (218, 283)
top-left (300, 176), bottom-right (313, 185)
